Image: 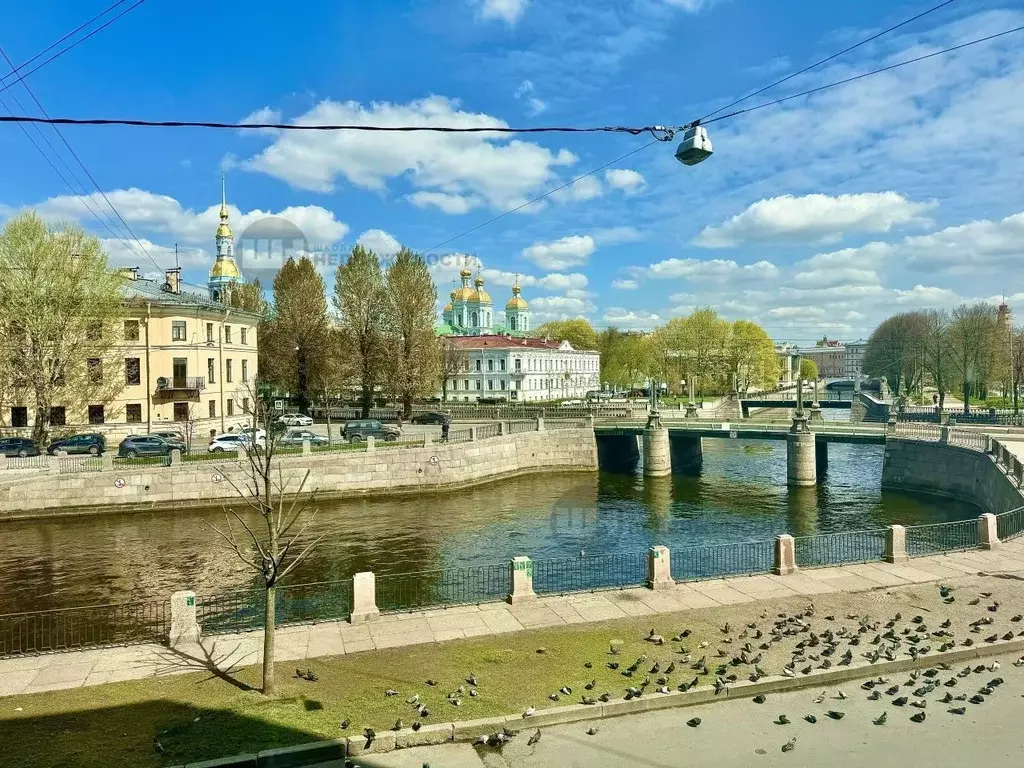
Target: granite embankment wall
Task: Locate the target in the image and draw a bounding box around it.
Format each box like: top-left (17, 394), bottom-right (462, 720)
top-left (882, 438), bottom-right (1024, 513)
top-left (0, 428), bottom-right (598, 520)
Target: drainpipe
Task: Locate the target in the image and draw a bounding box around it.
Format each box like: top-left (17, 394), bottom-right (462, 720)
top-left (145, 302), bottom-right (153, 434)
top-left (219, 309), bottom-right (230, 434)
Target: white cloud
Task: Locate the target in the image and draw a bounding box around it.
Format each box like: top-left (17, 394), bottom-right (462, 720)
top-left (892, 285), bottom-right (959, 305)
top-left (592, 226), bottom-right (643, 245)
top-left (407, 191), bottom-right (478, 214)
top-left (241, 96), bottom-right (577, 211)
top-left (356, 229), bottom-right (401, 256)
top-left (514, 80), bottom-right (547, 115)
top-left (238, 107), bottom-right (283, 137)
top-left (604, 168), bottom-right (646, 194)
top-left (100, 237), bottom-right (208, 270)
top-left (522, 234), bottom-right (596, 270)
top-left (900, 211), bottom-right (1024, 273)
top-left (530, 294), bottom-right (595, 319)
top-left (612, 279), bottom-right (638, 290)
top-left (663, 0), bottom-right (708, 10)
top-left (551, 174), bottom-right (603, 202)
top-left (641, 257), bottom-right (779, 282)
top-left (792, 267), bottom-right (881, 289)
top-left (477, 0), bottom-right (528, 24)
top-left (603, 307), bottom-right (660, 327)
top-left (695, 192), bottom-right (934, 248)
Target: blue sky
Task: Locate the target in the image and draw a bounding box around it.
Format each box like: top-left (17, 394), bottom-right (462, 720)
top-left (1, 0), bottom-right (1022, 343)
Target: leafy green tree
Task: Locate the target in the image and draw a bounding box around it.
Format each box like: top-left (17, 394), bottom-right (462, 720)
top-left (224, 279), bottom-right (267, 315)
top-left (729, 320), bottom-right (778, 392)
top-left (384, 247), bottom-right (438, 418)
top-left (863, 312), bottom-right (928, 397)
top-left (534, 318), bottom-right (599, 351)
top-left (799, 358), bottom-right (818, 381)
top-left (0, 212), bottom-right (127, 444)
top-left (334, 245), bottom-right (389, 417)
top-left (657, 308), bottom-right (731, 397)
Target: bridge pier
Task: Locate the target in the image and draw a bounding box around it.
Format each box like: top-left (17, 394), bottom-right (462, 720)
top-left (669, 434), bottom-right (703, 474)
top-left (787, 418), bottom-right (817, 487)
top-left (595, 434), bottom-right (641, 474)
top-left (815, 440), bottom-right (828, 477)
top-left (643, 427), bottom-right (671, 477)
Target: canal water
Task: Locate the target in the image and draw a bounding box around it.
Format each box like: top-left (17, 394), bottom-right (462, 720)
top-left (0, 434), bottom-right (977, 615)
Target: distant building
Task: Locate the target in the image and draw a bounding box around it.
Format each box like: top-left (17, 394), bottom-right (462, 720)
top-left (800, 345), bottom-right (845, 379)
top-left (207, 175), bottom-right (243, 303)
top-left (775, 343), bottom-right (798, 383)
top-left (439, 270), bottom-right (530, 336)
top-left (844, 340), bottom-right (869, 381)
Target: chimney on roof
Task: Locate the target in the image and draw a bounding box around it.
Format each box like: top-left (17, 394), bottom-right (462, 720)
top-left (118, 266), bottom-right (140, 281)
top-left (163, 267), bottom-right (181, 294)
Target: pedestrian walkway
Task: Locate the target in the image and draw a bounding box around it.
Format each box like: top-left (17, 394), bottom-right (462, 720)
top-left (3, 539), bottom-right (1024, 698)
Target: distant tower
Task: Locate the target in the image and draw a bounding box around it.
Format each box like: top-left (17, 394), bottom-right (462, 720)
top-left (505, 275), bottom-right (530, 334)
top-left (208, 173), bottom-right (242, 302)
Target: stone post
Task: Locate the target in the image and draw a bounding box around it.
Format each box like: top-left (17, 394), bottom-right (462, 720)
top-left (349, 572), bottom-right (380, 624)
top-left (773, 534), bottom-right (797, 575)
top-left (497, 422), bottom-right (506, 436)
top-left (0, 455), bottom-right (7, 471)
top-left (170, 448), bottom-right (182, 465)
top-left (646, 545), bottom-right (673, 590)
top-left (101, 454), bottom-right (114, 471)
top-left (507, 556), bottom-right (537, 604)
top-left (423, 433), bottom-right (432, 448)
top-left (301, 439), bottom-right (311, 456)
top-left (643, 427), bottom-right (671, 477)
top-left (884, 524), bottom-right (909, 563)
top-left (169, 590), bottom-right (201, 646)
top-left (470, 426), bottom-right (478, 442)
top-left (586, 414), bottom-right (595, 429)
top-left (978, 513), bottom-right (1000, 550)
top-left (786, 428), bottom-right (816, 487)
top-left (886, 412), bottom-right (897, 433)
top-left (939, 426), bottom-right (950, 444)
top-left (536, 417), bottom-right (545, 432)
top-left (365, 435), bottom-right (376, 453)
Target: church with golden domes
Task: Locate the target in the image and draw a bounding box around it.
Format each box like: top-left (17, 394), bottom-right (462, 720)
top-left (439, 268), bottom-right (530, 336)
top-left (207, 174), bottom-right (243, 302)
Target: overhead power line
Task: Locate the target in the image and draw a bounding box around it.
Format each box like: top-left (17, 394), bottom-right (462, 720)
top-left (0, 0), bottom-right (150, 97)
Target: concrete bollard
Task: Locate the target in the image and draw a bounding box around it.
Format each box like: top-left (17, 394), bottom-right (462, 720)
top-left (536, 417), bottom-right (545, 432)
top-left (646, 545), bottom-right (673, 590)
top-left (301, 439), bottom-right (311, 456)
top-left (170, 448), bottom-right (182, 465)
top-left (884, 524), bottom-right (909, 563)
top-left (423, 433), bottom-right (432, 447)
top-left (939, 426), bottom-right (950, 444)
top-left (0, 455), bottom-right (7, 470)
top-left (497, 422), bottom-right (506, 436)
top-left (101, 454), bottom-right (114, 471)
top-left (470, 427), bottom-right (478, 442)
top-left (773, 534), bottom-right (798, 575)
top-left (978, 513), bottom-right (1000, 550)
top-left (349, 572), bottom-right (380, 624)
top-left (169, 590), bottom-right (201, 646)
top-left (507, 556), bottom-right (537, 604)
top-left (365, 435), bottom-right (376, 453)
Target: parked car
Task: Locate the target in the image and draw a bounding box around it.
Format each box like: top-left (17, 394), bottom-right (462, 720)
top-left (151, 430), bottom-right (185, 443)
top-left (278, 413), bottom-right (314, 427)
top-left (342, 419), bottom-right (401, 444)
top-left (47, 433), bottom-right (106, 456)
top-left (117, 435), bottom-right (183, 459)
top-left (477, 397), bottom-right (507, 405)
top-left (0, 437), bottom-right (40, 458)
top-left (238, 427), bottom-right (270, 443)
top-left (410, 411), bottom-right (450, 425)
top-left (208, 433), bottom-right (262, 453)
top-left (278, 429), bottom-right (329, 448)
top-left (560, 400), bottom-right (585, 407)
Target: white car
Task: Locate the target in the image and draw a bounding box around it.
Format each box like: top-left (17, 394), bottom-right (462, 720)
top-left (560, 400), bottom-right (585, 407)
top-left (278, 413), bottom-right (314, 427)
top-left (208, 433), bottom-right (265, 453)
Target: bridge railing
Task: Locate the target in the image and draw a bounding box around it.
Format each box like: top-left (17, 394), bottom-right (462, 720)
top-left (793, 530), bottom-right (887, 568)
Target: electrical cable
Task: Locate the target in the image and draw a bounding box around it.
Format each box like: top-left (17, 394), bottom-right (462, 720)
top-left (0, 0), bottom-right (150, 97)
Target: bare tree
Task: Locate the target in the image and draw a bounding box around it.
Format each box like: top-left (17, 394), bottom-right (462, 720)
top-left (920, 309), bottom-right (953, 418)
top-left (206, 385), bottom-right (325, 695)
top-left (863, 312), bottom-right (928, 397)
top-left (1011, 325), bottom-right (1024, 415)
top-left (947, 303), bottom-right (997, 415)
top-left (439, 336), bottom-right (467, 404)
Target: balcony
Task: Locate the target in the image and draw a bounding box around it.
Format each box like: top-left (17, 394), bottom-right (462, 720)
top-left (154, 376), bottom-right (205, 398)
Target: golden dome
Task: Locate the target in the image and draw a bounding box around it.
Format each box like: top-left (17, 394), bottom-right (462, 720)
top-left (469, 276), bottom-right (492, 304)
top-left (506, 282), bottom-right (527, 311)
top-left (452, 285), bottom-right (475, 302)
top-left (216, 221), bottom-right (233, 240)
top-left (210, 258), bottom-right (240, 279)
top-left (443, 303), bottom-right (453, 312)
top-left (459, 268), bottom-right (473, 279)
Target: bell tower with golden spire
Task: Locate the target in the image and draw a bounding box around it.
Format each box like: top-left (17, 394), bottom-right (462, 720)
top-left (208, 172), bottom-right (242, 302)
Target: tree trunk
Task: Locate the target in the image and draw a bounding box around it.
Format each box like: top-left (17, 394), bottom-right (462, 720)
top-left (938, 391), bottom-right (945, 422)
top-left (1014, 377), bottom-right (1019, 415)
top-left (297, 352), bottom-right (309, 415)
top-left (963, 379), bottom-right (971, 415)
top-left (326, 410), bottom-right (332, 445)
top-left (360, 384), bottom-right (372, 418)
top-left (403, 392), bottom-right (412, 420)
top-left (263, 584), bottom-right (276, 695)
top-left (442, 381), bottom-right (448, 403)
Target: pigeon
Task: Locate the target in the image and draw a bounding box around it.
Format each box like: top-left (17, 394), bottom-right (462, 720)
top-left (582, 695), bottom-right (599, 705)
top-left (364, 728), bottom-right (376, 741)
top-left (910, 700), bottom-right (927, 709)
top-left (687, 717), bottom-right (702, 727)
top-left (873, 711), bottom-right (887, 725)
top-left (426, 679), bottom-right (438, 686)
top-left (969, 598), bottom-right (980, 606)
top-left (910, 711), bottom-right (927, 723)
top-left (1013, 615), bottom-right (1023, 623)
top-left (826, 711), bottom-right (845, 720)
top-left (407, 694), bottom-right (421, 705)
top-left (467, 674), bottom-right (478, 686)
top-left (885, 686), bottom-right (900, 696)
top-left (549, 694), bottom-right (560, 702)
top-left (153, 739), bottom-right (165, 755)
top-left (393, 720), bottom-right (404, 731)
top-left (782, 737), bottom-right (796, 753)
top-left (753, 695), bottom-right (766, 704)
top-left (893, 697), bottom-right (908, 706)
top-left (523, 707), bottom-right (536, 718)
top-left (969, 695), bottom-right (985, 705)
top-left (599, 693), bottom-right (612, 702)
top-left (949, 706), bottom-right (966, 715)
top-left (608, 662), bottom-right (620, 670)
top-left (528, 729), bottom-right (541, 745)
top-left (867, 690), bottom-right (881, 701)
top-left (775, 715), bottom-right (791, 725)
top-left (813, 690), bottom-right (826, 704)
top-left (584, 661), bottom-right (593, 669)
top-left (586, 727), bottom-right (599, 736)
top-left (559, 686), bottom-right (573, 696)
top-left (385, 689), bottom-right (399, 697)
top-left (804, 714), bottom-right (817, 724)
top-left (836, 690), bottom-right (848, 700)
top-left (585, 680), bottom-right (597, 691)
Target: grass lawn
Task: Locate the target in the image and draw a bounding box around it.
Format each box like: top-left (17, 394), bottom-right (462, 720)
top-left (0, 606), bottom-right (743, 768)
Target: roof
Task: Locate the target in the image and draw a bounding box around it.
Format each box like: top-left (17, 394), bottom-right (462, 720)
top-left (445, 335), bottom-right (591, 352)
top-left (121, 278), bottom-right (260, 320)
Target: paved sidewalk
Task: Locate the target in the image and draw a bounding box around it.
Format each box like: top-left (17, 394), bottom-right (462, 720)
top-left (3, 539), bottom-right (1024, 698)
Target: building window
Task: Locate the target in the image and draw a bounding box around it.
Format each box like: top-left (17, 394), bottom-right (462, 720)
top-left (206, 323), bottom-right (214, 343)
top-left (487, 379), bottom-right (494, 391)
top-left (500, 380), bottom-right (507, 390)
top-left (463, 380), bottom-right (469, 390)
top-left (172, 321), bottom-right (187, 341)
top-left (173, 402), bottom-right (190, 421)
top-left (126, 403), bottom-right (142, 423)
top-left (475, 359), bottom-right (482, 372)
top-left (88, 405), bottom-right (104, 424)
top-left (10, 406), bottom-right (28, 427)
top-left (241, 359), bottom-right (249, 382)
top-left (241, 328), bottom-right (248, 345)
top-left (225, 325), bottom-right (232, 344)
top-left (125, 358), bottom-right (141, 386)
top-left (124, 320), bottom-right (140, 341)
top-left (515, 359), bottom-right (521, 372)
top-left (209, 400), bottom-right (216, 418)
top-left (500, 359), bottom-right (506, 372)
top-left (475, 380), bottom-right (481, 391)
top-left (87, 358), bottom-right (102, 383)
top-left (242, 397), bottom-right (250, 413)
top-left (226, 359), bottom-right (233, 383)
top-left (487, 359), bottom-right (494, 372)
top-left (50, 406), bottom-right (66, 426)
top-left (207, 358), bottom-right (216, 384)
top-left (227, 399), bottom-right (234, 416)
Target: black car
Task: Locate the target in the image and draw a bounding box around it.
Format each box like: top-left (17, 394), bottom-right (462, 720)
top-left (0, 437), bottom-right (40, 458)
top-left (410, 411), bottom-right (450, 425)
top-left (47, 433), bottom-right (106, 456)
top-left (117, 435), bottom-right (185, 459)
top-left (342, 419), bottom-right (401, 443)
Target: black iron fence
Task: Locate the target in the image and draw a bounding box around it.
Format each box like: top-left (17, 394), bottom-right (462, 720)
top-left (906, 519), bottom-right (978, 556)
top-left (0, 599), bottom-right (169, 657)
top-left (475, 424), bottom-right (502, 440)
top-left (670, 540), bottom-right (774, 581)
top-left (794, 530), bottom-right (887, 568)
top-left (997, 506), bottom-right (1024, 542)
top-left (376, 565), bottom-right (509, 612)
top-left (532, 551), bottom-right (648, 594)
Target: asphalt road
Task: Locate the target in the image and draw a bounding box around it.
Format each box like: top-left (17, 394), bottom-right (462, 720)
top-left (347, 655), bottom-right (1024, 768)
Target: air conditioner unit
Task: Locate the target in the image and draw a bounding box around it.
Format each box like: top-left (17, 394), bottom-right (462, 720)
top-left (157, 377), bottom-right (170, 389)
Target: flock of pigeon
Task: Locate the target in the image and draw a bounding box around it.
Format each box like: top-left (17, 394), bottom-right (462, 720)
top-left (333, 582), bottom-right (1024, 762)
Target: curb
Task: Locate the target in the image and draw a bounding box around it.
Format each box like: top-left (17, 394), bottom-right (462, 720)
top-left (168, 635), bottom-right (1024, 766)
